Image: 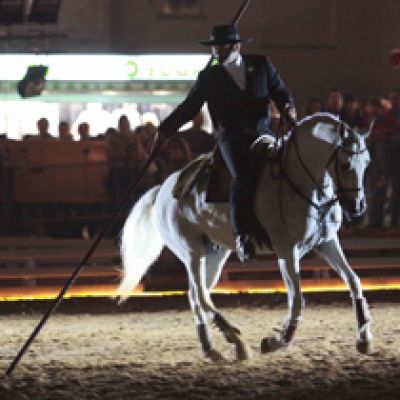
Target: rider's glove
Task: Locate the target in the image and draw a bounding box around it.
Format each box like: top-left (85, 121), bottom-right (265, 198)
top-left (284, 104), bottom-right (297, 128)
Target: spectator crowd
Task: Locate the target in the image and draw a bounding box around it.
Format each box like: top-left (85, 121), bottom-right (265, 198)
top-left (1, 87), bottom-right (400, 235)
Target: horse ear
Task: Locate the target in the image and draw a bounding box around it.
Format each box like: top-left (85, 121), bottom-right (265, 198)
top-left (356, 119), bottom-right (375, 138)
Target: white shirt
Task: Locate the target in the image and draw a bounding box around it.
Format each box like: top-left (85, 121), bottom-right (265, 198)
top-left (223, 52), bottom-right (246, 91)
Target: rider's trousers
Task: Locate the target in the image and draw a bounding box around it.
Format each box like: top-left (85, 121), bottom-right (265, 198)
top-left (218, 133), bottom-right (259, 238)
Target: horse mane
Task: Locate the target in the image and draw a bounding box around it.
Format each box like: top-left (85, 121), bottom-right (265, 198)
top-left (298, 112), bottom-right (341, 128)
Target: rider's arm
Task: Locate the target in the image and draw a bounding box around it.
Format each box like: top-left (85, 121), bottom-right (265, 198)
top-left (264, 57), bottom-right (296, 123)
top-left (159, 70), bottom-right (208, 139)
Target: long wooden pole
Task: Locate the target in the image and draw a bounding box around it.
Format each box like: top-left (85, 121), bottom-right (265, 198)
top-left (5, 0), bottom-right (251, 376)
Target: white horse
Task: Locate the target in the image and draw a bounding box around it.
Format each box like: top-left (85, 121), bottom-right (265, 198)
top-left (117, 113), bottom-right (372, 361)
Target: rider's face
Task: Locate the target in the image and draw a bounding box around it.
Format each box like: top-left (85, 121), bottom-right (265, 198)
top-left (211, 43), bottom-right (241, 64)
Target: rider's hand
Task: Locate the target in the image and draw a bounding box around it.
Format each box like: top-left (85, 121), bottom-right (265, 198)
top-left (284, 104), bottom-right (297, 128)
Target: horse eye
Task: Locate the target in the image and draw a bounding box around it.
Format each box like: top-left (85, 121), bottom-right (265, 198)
top-left (341, 162), bottom-right (351, 171)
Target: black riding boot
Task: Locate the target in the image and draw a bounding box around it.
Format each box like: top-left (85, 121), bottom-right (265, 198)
top-left (219, 134), bottom-right (258, 262)
top-left (230, 177), bottom-right (256, 262)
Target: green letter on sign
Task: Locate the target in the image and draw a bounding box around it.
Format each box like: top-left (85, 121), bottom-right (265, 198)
top-left (127, 61), bottom-right (139, 79)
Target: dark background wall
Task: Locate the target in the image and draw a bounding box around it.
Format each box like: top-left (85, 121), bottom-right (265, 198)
top-left (1, 0), bottom-right (399, 109)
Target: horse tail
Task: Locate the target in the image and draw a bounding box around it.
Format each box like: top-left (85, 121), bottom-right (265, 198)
top-left (116, 185), bottom-right (164, 301)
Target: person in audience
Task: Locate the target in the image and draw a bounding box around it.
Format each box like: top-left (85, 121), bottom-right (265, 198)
top-left (36, 117), bottom-right (55, 140)
top-left (326, 89), bottom-right (343, 116)
top-left (360, 96), bottom-right (387, 227)
top-left (180, 111), bottom-right (215, 158)
top-left (78, 122), bottom-right (91, 141)
top-left (160, 135), bottom-right (193, 179)
top-left (106, 116), bottom-right (133, 205)
top-left (340, 94), bottom-right (361, 127)
top-left (106, 115), bottom-right (154, 204)
top-left (358, 96), bottom-right (377, 129)
top-left (58, 121), bottom-right (74, 141)
top-left (0, 142), bottom-right (8, 221)
top-left (380, 88), bottom-right (400, 226)
top-left (304, 97), bottom-right (325, 117)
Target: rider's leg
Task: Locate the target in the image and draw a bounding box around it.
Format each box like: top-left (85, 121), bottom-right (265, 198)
top-left (218, 135), bottom-right (258, 262)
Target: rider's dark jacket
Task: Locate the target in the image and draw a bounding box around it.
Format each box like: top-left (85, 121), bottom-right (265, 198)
top-left (159, 54), bottom-right (294, 141)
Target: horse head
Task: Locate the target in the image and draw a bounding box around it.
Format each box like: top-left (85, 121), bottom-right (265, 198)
top-left (334, 123), bottom-right (371, 219)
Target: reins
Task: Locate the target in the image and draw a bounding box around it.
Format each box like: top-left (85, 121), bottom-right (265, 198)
top-left (275, 120), bottom-right (367, 223)
top-left (278, 126), bottom-right (339, 220)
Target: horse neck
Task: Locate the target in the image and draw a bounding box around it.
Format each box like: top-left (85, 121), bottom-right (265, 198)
top-left (284, 128), bottom-right (336, 193)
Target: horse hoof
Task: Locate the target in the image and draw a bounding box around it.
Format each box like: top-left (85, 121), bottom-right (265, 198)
top-left (229, 342), bottom-right (252, 361)
top-left (260, 336), bottom-right (286, 354)
top-left (205, 349), bottom-right (225, 362)
top-left (356, 339), bottom-right (373, 355)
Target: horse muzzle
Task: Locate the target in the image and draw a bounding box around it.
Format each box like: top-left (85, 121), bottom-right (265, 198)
top-left (340, 195), bottom-right (367, 220)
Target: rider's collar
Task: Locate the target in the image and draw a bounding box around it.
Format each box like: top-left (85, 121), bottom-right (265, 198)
top-left (223, 51), bottom-right (242, 67)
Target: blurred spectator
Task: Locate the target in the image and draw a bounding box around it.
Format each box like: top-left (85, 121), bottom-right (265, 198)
top-left (106, 116), bottom-right (133, 165)
top-left (180, 111), bottom-right (215, 158)
top-left (362, 97), bottom-right (387, 227)
top-left (106, 115), bottom-right (153, 205)
top-left (106, 116), bottom-right (133, 205)
top-left (0, 142), bottom-right (7, 222)
top-left (103, 127), bottom-right (117, 140)
top-left (78, 122), bottom-right (91, 141)
top-left (161, 136), bottom-right (193, 179)
top-left (326, 89), bottom-right (343, 116)
top-left (35, 117), bottom-right (55, 140)
top-left (136, 125), bottom-right (156, 153)
top-left (58, 121), bottom-right (73, 141)
top-left (358, 96), bottom-right (377, 130)
top-left (381, 88), bottom-right (400, 226)
top-left (304, 97), bottom-right (325, 117)
top-left (340, 94), bottom-right (361, 127)
top-left (133, 125), bottom-right (162, 189)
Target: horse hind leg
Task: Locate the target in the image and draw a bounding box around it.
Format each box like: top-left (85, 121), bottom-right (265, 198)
top-left (315, 236), bottom-right (373, 355)
top-left (203, 242), bottom-right (252, 361)
top-left (187, 284), bottom-right (224, 362)
top-left (185, 243), bottom-right (232, 362)
top-left (212, 312), bottom-right (252, 361)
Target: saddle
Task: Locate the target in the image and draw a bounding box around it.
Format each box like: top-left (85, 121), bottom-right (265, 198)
top-left (172, 135), bottom-right (281, 250)
top-left (172, 145), bottom-right (233, 202)
top-left (172, 134), bottom-right (280, 203)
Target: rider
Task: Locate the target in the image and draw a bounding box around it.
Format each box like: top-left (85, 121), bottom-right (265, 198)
top-left (157, 24), bottom-right (297, 262)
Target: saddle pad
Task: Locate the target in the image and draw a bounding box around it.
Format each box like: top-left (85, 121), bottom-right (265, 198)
top-left (172, 148), bottom-right (231, 203)
top-left (172, 153), bottom-right (213, 200)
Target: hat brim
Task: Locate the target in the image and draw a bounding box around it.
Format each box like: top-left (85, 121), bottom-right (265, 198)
top-left (199, 38), bottom-right (243, 46)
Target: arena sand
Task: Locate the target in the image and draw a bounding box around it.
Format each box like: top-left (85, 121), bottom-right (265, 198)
top-left (0, 301), bottom-right (399, 399)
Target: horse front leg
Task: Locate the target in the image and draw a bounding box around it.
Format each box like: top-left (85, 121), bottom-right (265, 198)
top-left (315, 236), bottom-right (373, 354)
top-left (261, 248), bottom-right (304, 353)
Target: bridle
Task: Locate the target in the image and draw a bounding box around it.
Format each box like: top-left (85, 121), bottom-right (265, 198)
top-left (328, 123), bottom-right (368, 201)
top-left (278, 122), bottom-right (367, 219)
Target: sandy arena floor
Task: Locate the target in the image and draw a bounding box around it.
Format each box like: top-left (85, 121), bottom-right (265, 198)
top-left (0, 300), bottom-right (399, 400)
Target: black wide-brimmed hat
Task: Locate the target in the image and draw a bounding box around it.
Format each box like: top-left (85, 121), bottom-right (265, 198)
top-left (199, 24), bottom-right (243, 46)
